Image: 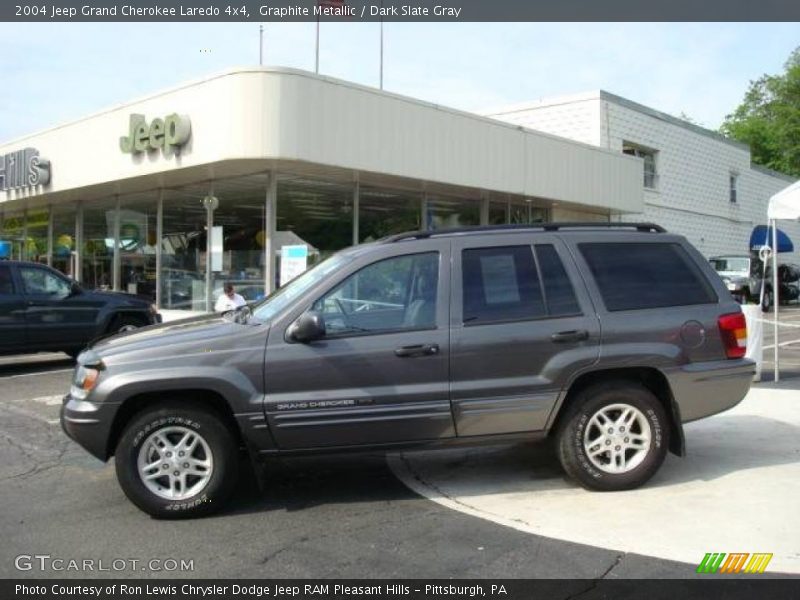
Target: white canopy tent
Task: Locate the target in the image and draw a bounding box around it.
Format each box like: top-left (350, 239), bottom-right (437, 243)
top-left (766, 179), bottom-right (800, 381)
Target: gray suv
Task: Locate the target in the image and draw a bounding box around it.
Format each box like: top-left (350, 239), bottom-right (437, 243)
top-left (61, 223), bottom-right (754, 518)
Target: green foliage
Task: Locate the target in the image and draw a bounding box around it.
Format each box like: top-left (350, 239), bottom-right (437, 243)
top-left (721, 47), bottom-right (800, 177)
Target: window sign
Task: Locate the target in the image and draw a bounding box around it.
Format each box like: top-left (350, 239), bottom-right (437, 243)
top-left (211, 226), bottom-right (224, 272)
top-left (280, 245), bottom-right (309, 286)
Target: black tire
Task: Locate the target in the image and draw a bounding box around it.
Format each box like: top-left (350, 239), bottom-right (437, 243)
top-left (556, 381), bottom-right (669, 491)
top-left (762, 289), bottom-right (773, 312)
top-left (114, 403), bottom-right (239, 518)
top-left (109, 314), bottom-right (146, 334)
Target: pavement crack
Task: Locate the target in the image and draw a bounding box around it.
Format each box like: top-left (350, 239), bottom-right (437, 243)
top-left (560, 553), bottom-right (625, 600)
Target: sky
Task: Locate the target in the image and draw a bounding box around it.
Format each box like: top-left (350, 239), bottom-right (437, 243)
top-left (0, 22), bottom-right (798, 142)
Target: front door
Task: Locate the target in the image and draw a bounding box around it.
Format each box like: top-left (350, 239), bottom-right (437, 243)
top-left (0, 263), bottom-right (27, 353)
top-left (450, 234), bottom-right (601, 437)
top-left (264, 241), bottom-right (455, 449)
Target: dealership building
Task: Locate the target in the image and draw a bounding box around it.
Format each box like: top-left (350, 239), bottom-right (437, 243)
top-left (485, 90), bottom-right (799, 261)
top-left (0, 67), bottom-right (795, 313)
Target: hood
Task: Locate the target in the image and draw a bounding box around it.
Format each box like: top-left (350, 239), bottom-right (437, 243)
top-left (81, 288), bottom-right (151, 307)
top-left (89, 313), bottom-right (266, 362)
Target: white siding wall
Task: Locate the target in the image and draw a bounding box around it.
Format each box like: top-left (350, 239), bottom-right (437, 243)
top-left (488, 94), bottom-right (799, 261)
top-left (485, 95), bottom-right (604, 147)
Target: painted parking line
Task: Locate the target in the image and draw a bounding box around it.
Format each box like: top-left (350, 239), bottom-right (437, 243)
top-left (388, 387), bottom-right (800, 574)
top-left (0, 368), bottom-right (73, 380)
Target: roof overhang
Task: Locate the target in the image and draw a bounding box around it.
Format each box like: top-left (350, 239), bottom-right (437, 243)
top-left (0, 67), bottom-right (643, 214)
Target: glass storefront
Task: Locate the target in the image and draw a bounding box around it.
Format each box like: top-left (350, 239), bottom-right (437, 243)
top-left (2, 170), bottom-right (555, 312)
top-left (0, 210), bottom-right (25, 260)
top-left (25, 208), bottom-right (49, 264)
top-left (489, 200), bottom-right (509, 225)
top-left (119, 193), bottom-right (158, 302)
top-left (277, 176), bottom-right (354, 278)
top-left (510, 199), bottom-right (548, 224)
top-left (82, 200), bottom-right (115, 290)
top-left (212, 175), bottom-right (269, 304)
top-left (161, 184), bottom-right (209, 311)
top-left (425, 195), bottom-right (481, 230)
top-left (359, 186), bottom-right (421, 243)
top-left (52, 204), bottom-right (77, 277)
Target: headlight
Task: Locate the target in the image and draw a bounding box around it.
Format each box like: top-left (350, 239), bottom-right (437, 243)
top-left (70, 365), bottom-right (100, 400)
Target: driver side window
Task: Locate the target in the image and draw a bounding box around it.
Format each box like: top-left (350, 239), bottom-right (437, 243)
top-left (20, 267), bottom-right (71, 298)
top-left (312, 252), bottom-right (439, 336)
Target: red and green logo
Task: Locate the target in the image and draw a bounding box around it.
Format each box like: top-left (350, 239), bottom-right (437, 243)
top-left (696, 553), bottom-right (773, 574)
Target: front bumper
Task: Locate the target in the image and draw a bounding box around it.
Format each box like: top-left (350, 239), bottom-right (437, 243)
top-left (60, 394), bottom-right (119, 461)
top-left (668, 358), bottom-right (755, 423)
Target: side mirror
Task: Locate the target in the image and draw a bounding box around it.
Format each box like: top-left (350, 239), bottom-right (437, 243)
top-left (233, 304), bottom-right (252, 324)
top-left (69, 281), bottom-right (82, 296)
top-left (287, 311), bottom-right (326, 343)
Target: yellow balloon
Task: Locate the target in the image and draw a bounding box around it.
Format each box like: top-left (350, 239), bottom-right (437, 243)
top-left (56, 234), bottom-right (74, 249)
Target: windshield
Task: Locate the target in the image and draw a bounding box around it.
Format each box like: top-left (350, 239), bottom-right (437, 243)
top-left (710, 257), bottom-right (749, 274)
top-left (252, 253), bottom-right (351, 322)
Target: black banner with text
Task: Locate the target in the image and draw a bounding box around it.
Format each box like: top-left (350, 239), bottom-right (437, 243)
top-left (3, 0), bottom-right (800, 22)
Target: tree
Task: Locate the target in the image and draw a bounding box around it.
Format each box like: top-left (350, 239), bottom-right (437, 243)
top-left (721, 46), bottom-right (800, 177)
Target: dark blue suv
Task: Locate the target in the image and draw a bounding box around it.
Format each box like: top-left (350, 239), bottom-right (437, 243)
top-left (0, 260), bottom-right (161, 358)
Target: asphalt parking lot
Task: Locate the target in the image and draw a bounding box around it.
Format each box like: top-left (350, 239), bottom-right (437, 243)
top-left (1, 308), bottom-right (799, 580)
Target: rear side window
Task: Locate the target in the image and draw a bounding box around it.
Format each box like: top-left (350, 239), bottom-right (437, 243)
top-left (535, 245), bottom-right (581, 316)
top-left (462, 246), bottom-right (546, 324)
top-left (0, 265), bottom-right (14, 295)
top-left (579, 242), bottom-right (717, 311)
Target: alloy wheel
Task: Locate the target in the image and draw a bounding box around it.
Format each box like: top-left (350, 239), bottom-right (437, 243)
top-left (136, 426), bottom-right (214, 500)
top-left (583, 403), bottom-right (652, 474)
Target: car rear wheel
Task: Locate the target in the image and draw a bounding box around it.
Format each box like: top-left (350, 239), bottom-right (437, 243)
top-left (115, 404), bottom-right (239, 518)
top-left (556, 381), bottom-right (669, 491)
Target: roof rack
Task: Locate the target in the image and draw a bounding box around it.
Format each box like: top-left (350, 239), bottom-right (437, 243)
top-left (381, 222), bottom-right (666, 243)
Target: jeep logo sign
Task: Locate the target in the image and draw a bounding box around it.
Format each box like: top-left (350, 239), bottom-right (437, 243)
top-left (120, 113), bottom-right (191, 155)
top-left (0, 148), bottom-right (51, 191)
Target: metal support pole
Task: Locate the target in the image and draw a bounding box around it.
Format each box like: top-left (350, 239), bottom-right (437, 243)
top-left (259, 25), bottom-right (264, 66)
top-left (21, 209), bottom-right (28, 261)
top-left (113, 195), bottom-right (121, 291)
top-left (480, 193), bottom-right (490, 226)
top-left (352, 179), bottom-right (360, 246)
top-left (773, 220), bottom-right (779, 382)
top-left (265, 170), bottom-right (277, 295)
top-left (155, 189), bottom-right (163, 309)
top-left (46, 206), bottom-right (54, 267)
top-left (421, 192), bottom-right (429, 230)
top-left (74, 203), bottom-right (83, 282)
top-left (315, 18), bottom-right (320, 73)
top-left (205, 187), bottom-right (215, 313)
top-left (379, 12), bottom-right (384, 89)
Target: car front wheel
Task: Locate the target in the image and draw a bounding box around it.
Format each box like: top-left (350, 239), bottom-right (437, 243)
top-left (114, 403), bottom-right (239, 518)
top-left (556, 381), bottom-right (669, 491)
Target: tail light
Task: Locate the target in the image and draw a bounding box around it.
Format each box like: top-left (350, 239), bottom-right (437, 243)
top-left (718, 312), bottom-right (747, 359)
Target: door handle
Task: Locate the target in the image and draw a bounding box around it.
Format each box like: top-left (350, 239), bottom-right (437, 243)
top-left (395, 343), bottom-right (440, 357)
top-left (551, 329), bottom-right (589, 343)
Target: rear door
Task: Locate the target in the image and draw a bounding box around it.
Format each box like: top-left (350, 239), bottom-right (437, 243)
top-left (264, 240), bottom-right (455, 449)
top-left (0, 264), bottom-right (27, 353)
top-left (450, 233), bottom-right (600, 437)
top-left (18, 264), bottom-right (97, 349)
